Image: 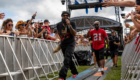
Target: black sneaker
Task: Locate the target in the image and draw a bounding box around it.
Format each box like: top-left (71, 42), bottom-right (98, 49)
top-left (115, 64), bottom-right (118, 67)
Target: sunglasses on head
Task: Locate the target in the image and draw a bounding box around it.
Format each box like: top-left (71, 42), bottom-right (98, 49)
top-left (8, 24), bottom-right (13, 27)
top-left (62, 15), bottom-right (68, 17)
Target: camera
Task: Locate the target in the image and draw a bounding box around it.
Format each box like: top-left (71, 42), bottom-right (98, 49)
top-left (136, 0), bottom-right (140, 5)
top-left (121, 13), bottom-right (125, 18)
top-left (61, 0), bottom-right (65, 5)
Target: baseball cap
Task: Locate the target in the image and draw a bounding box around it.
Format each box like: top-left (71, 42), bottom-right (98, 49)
top-left (44, 19), bottom-right (50, 23)
top-left (111, 30), bottom-right (115, 33)
top-left (94, 21), bottom-right (100, 26)
top-left (38, 20), bottom-right (43, 23)
top-left (61, 11), bottom-right (70, 17)
top-left (50, 26), bottom-right (55, 29)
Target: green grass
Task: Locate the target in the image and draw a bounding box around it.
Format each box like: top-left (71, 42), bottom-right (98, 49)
top-left (104, 57), bottom-right (121, 80)
top-left (36, 65), bottom-right (94, 80)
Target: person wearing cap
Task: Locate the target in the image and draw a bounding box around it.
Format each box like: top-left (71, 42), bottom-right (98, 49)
top-left (26, 20), bottom-right (37, 37)
top-left (33, 20), bottom-right (45, 38)
top-left (42, 19), bottom-right (56, 40)
top-left (109, 30), bottom-right (120, 67)
top-left (87, 21), bottom-right (109, 75)
top-left (56, 11), bottom-right (78, 80)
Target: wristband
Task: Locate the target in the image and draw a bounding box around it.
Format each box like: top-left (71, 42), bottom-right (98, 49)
top-left (129, 26), bottom-right (131, 28)
top-left (32, 16), bottom-right (35, 19)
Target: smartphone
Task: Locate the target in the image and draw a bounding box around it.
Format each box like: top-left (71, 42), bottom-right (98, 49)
top-left (45, 26), bottom-right (47, 29)
top-left (131, 10), bottom-right (136, 15)
top-left (136, 0), bottom-right (140, 5)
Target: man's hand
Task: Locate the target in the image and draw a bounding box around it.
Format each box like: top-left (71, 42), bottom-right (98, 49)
top-left (136, 14), bottom-right (140, 20)
top-left (33, 11), bottom-right (37, 18)
top-left (0, 13), bottom-right (5, 19)
top-left (66, 19), bottom-right (70, 25)
top-left (131, 13), bottom-right (136, 21)
top-left (107, 46), bottom-right (109, 50)
top-left (114, 41), bottom-right (117, 45)
top-left (89, 26), bottom-right (93, 31)
top-left (35, 22), bottom-right (38, 29)
top-left (102, 0), bottom-right (113, 8)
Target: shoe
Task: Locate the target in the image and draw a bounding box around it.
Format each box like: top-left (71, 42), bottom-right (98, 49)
top-left (98, 68), bottom-right (101, 72)
top-left (53, 44), bottom-right (61, 53)
top-left (57, 78), bottom-right (64, 80)
top-left (72, 74), bottom-right (77, 78)
top-left (101, 68), bottom-right (104, 75)
top-left (115, 64), bottom-right (118, 67)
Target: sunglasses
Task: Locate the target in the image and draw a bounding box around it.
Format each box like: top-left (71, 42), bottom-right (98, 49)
top-left (8, 24), bottom-right (13, 27)
top-left (62, 15), bottom-right (69, 17)
top-left (94, 24), bottom-right (98, 26)
top-left (20, 24), bottom-right (25, 26)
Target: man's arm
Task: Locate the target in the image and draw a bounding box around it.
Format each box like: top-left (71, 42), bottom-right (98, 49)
top-left (131, 14), bottom-right (140, 31)
top-left (102, 0), bottom-right (135, 7)
top-left (105, 37), bottom-right (109, 46)
top-left (114, 42), bottom-right (120, 46)
top-left (69, 24), bottom-right (77, 36)
top-left (26, 12), bottom-right (37, 30)
top-left (87, 27), bottom-right (93, 38)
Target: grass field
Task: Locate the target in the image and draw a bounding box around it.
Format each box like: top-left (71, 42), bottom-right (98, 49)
top-left (37, 65), bottom-right (94, 80)
top-left (104, 57), bottom-right (121, 80)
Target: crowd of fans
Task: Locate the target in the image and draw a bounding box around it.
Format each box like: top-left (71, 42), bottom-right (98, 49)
top-left (0, 12), bottom-right (60, 41)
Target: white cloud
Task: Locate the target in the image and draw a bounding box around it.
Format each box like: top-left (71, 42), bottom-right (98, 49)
top-left (0, 0), bottom-right (136, 34)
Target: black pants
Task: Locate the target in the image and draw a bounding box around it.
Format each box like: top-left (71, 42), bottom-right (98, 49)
top-left (59, 45), bottom-right (78, 80)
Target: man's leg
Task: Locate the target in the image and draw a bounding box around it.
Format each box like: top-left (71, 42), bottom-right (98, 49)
top-left (114, 50), bottom-right (118, 67)
top-left (94, 50), bottom-right (100, 68)
top-left (59, 45), bottom-right (75, 80)
top-left (98, 48), bottom-right (105, 75)
top-left (93, 52), bottom-right (97, 67)
top-left (110, 51), bottom-right (115, 66)
top-left (115, 55), bottom-right (118, 65)
top-left (69, 58), bottom-right (78, 75)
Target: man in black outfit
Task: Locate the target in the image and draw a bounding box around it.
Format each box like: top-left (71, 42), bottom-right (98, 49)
top-left (57, 11), bottom-right (78, 80)
top-left (109, 30), bottom-right (120, 67)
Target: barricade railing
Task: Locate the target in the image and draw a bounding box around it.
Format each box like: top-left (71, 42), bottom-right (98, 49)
top-left (0, 35), bottom-right (90, 80)
top-left (121, 36), bottom-right (140, 80)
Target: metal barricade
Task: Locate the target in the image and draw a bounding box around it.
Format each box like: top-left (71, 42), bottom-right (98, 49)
top-left (0, 35), bottom-right (90, 80)
top-left (121, 36), bottom-right (140, 80)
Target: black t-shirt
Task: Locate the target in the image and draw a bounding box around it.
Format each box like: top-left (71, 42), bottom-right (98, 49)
top-left (57, 21), bottom-right (76, 47)
top-left (34, 28), bottom-right (43, 38)
top-left (109, 36), bottom-right (120, 51)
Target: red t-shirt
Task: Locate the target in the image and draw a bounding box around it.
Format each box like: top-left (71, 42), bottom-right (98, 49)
top-left (89, 28), bottom-right (107, 50)
top-left (42, 26), bottom-right (52, 40)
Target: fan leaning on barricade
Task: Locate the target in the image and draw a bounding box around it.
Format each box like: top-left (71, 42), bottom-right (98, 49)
top-left (1, 19), bottom-right (18, 36)
top-left (15, 12), bottom-right (37, 37)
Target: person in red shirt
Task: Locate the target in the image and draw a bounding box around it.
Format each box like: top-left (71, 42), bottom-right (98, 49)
top-left (42, 19), bottom-right (56, 40)
top-left (87, 21), bottom-right (109, 75)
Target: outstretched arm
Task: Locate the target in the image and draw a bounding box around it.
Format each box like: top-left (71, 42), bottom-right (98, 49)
top-left (102, 0), bottom-right (135, 7)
